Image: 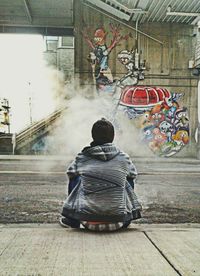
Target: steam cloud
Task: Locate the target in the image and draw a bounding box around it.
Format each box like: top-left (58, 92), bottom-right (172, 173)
top-left (46, 83), bottom-right (152, 158)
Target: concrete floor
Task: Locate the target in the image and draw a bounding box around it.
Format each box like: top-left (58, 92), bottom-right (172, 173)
top-left (0, 223), bottom-right (199, 276)
top-left (0, 155), bottom-right (200, 224)
top-left (0, 156), bottom-right (200, 275)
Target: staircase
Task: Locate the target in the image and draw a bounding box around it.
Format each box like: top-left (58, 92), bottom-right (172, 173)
top-left (15, 107), bottom-right (67, 154)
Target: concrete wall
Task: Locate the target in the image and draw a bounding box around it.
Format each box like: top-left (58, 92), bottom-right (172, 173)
top-left (0, 134), bottom-right (13, 154)
top-left (43, 42), bottom-right (74, 81)
top-left (57, 48), bottom-right (74, 79)
top-left (73, 0), bottom-right (199, 158)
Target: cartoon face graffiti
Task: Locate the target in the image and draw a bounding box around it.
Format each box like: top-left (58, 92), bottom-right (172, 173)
top-left (159, 120), bottom-right (175, 142)
top-left (117, 50), bottom-right (146, 87)
top-left (153, 128), bottom-right (167, 143)
top-left (150, 105), bottom-right (165, 126)
top-left (117, 50), bottom-right (133, 65)
top-left (133, 110), bottom-right (152, 128)
top-left (165, 106), bottom-right (177, 121)
top-left (159, 121), bottom-right (174, 134)
top-left (162, 97), bottom-right (173, 109)
top-left (142, 125), bottom-right (155, 141)
top-left (94, 28), bottom-right (107, 46)
top-left (174, 108), bottom-right (189, 129)
top-left (173, 129), bottom-right (189, 144)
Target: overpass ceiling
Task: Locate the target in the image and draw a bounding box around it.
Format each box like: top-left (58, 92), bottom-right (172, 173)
top-left (121, 0), bottom-right (200, 24)
top-left (0, 0), bottom-right (74, 35)
top-left (84, 0), bottom-right (200, 25)
top-left (0, 0), bottom-right (200, 35)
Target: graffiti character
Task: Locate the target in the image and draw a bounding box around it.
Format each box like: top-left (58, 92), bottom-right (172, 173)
top-left (154, 132), bottom-right (167, 144)
top-left (153, 127), bottom-right (167, 144)
top-left (123, 107), bottom-right (139, 119)
top-left (161, 96), bottom-right (178, 114)
top-left (135, 111), bottom-right (152, 128)
top-left (149, 135), bottom-right (167, 153)
top-left (174, 108), bottom-right (189, 129)
top-left (172, 92), bottom-right (182, 102)
top-left (159, 120), bottom-right (175, 142)
top-left (172, 128), bottom-right (189, 145)
top-left (117, 49), bottom-right (145, 88)
top-left (150, 105), bottom-right (165, 126)
top-left (141, 125), bottom-right (155, 142)
top-left (148, 127), bottom-right (167, 152)
top-left (161, 97), bottom-right (173, 113)
top-left (117, 50), bottom-right (137, 87)
top-left (82, 24), bottom-right (129, 92)
top-left (165, 105), bottom-right (177, 122)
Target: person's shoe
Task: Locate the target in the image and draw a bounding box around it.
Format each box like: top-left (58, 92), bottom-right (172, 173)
top-left (59, 217), bottom-right (71, 228)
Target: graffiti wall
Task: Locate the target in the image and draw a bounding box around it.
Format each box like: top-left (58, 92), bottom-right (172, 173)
top-left (119, 86), bottom-right (189, 157)
top-left (83, 24), bottom-right (190, 157)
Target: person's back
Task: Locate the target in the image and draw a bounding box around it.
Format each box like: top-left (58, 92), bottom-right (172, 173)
top-left (60, 118), bottom-right (141, 231)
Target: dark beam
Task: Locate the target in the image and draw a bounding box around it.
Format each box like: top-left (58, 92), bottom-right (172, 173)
top-left (0, 25), bottom-right (74, 36)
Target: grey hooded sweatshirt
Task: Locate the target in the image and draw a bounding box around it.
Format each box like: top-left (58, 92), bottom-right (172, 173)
top-left (62, 143), bottom-right (141, 222)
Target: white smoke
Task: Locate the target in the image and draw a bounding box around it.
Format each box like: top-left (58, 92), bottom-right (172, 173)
top-left (46, 85), bottom-right (151, 157)
top-left (47, 93), bottom-right (114, 155)
top-left (0, 34), bottom-right (153, 157)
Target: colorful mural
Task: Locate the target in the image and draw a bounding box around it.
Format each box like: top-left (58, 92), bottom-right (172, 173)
top-left (118, 86), bottom-right (189, 157)
top-left (82, 24), bottom-right (129, 93)
top-left (83, 24), bottom-right (190, 157)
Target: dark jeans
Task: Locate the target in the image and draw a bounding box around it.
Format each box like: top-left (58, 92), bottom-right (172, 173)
top-left (68, 176), bottom-right (81, 194)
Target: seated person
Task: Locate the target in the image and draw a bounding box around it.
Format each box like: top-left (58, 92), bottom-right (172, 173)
top-left (60, 118), bottom-right (141, 231)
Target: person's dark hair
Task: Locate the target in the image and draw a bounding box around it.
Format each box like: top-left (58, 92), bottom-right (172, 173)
top-left (91, 118), bottom-right (114, 144)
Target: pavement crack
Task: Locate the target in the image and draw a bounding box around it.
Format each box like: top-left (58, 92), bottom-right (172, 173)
top-left (143, 231), bottom-right (182, 276)
top-left (0, 231), bottom-right (19, 257)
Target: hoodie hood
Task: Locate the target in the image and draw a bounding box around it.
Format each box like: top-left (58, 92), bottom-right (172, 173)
top-left (82, 143), bottom-right (120, 161)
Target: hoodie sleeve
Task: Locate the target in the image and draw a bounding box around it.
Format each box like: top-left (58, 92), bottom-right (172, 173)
top-left (127, 157), bottom-right (138, 179)
top-left (120, 151), bottom-right (138, 179)
top-left (66, 153), bottom-right (81, 178)
top-left (122, 152), bottom-right (138, 189)
top-left (126, 157), bottom-right (137, 189)
top-left (66, 160), bottom-right (77, 178)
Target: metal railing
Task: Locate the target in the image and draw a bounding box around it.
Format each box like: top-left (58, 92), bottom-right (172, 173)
top-left (16, 107), bottom-right (67, 150)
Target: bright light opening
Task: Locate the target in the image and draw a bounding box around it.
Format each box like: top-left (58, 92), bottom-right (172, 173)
top-left (0, 34), bottom-right (58, 133)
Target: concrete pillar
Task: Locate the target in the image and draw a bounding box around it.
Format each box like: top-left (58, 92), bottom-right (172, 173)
top-left (198, 80), bottom-right (200, 159)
